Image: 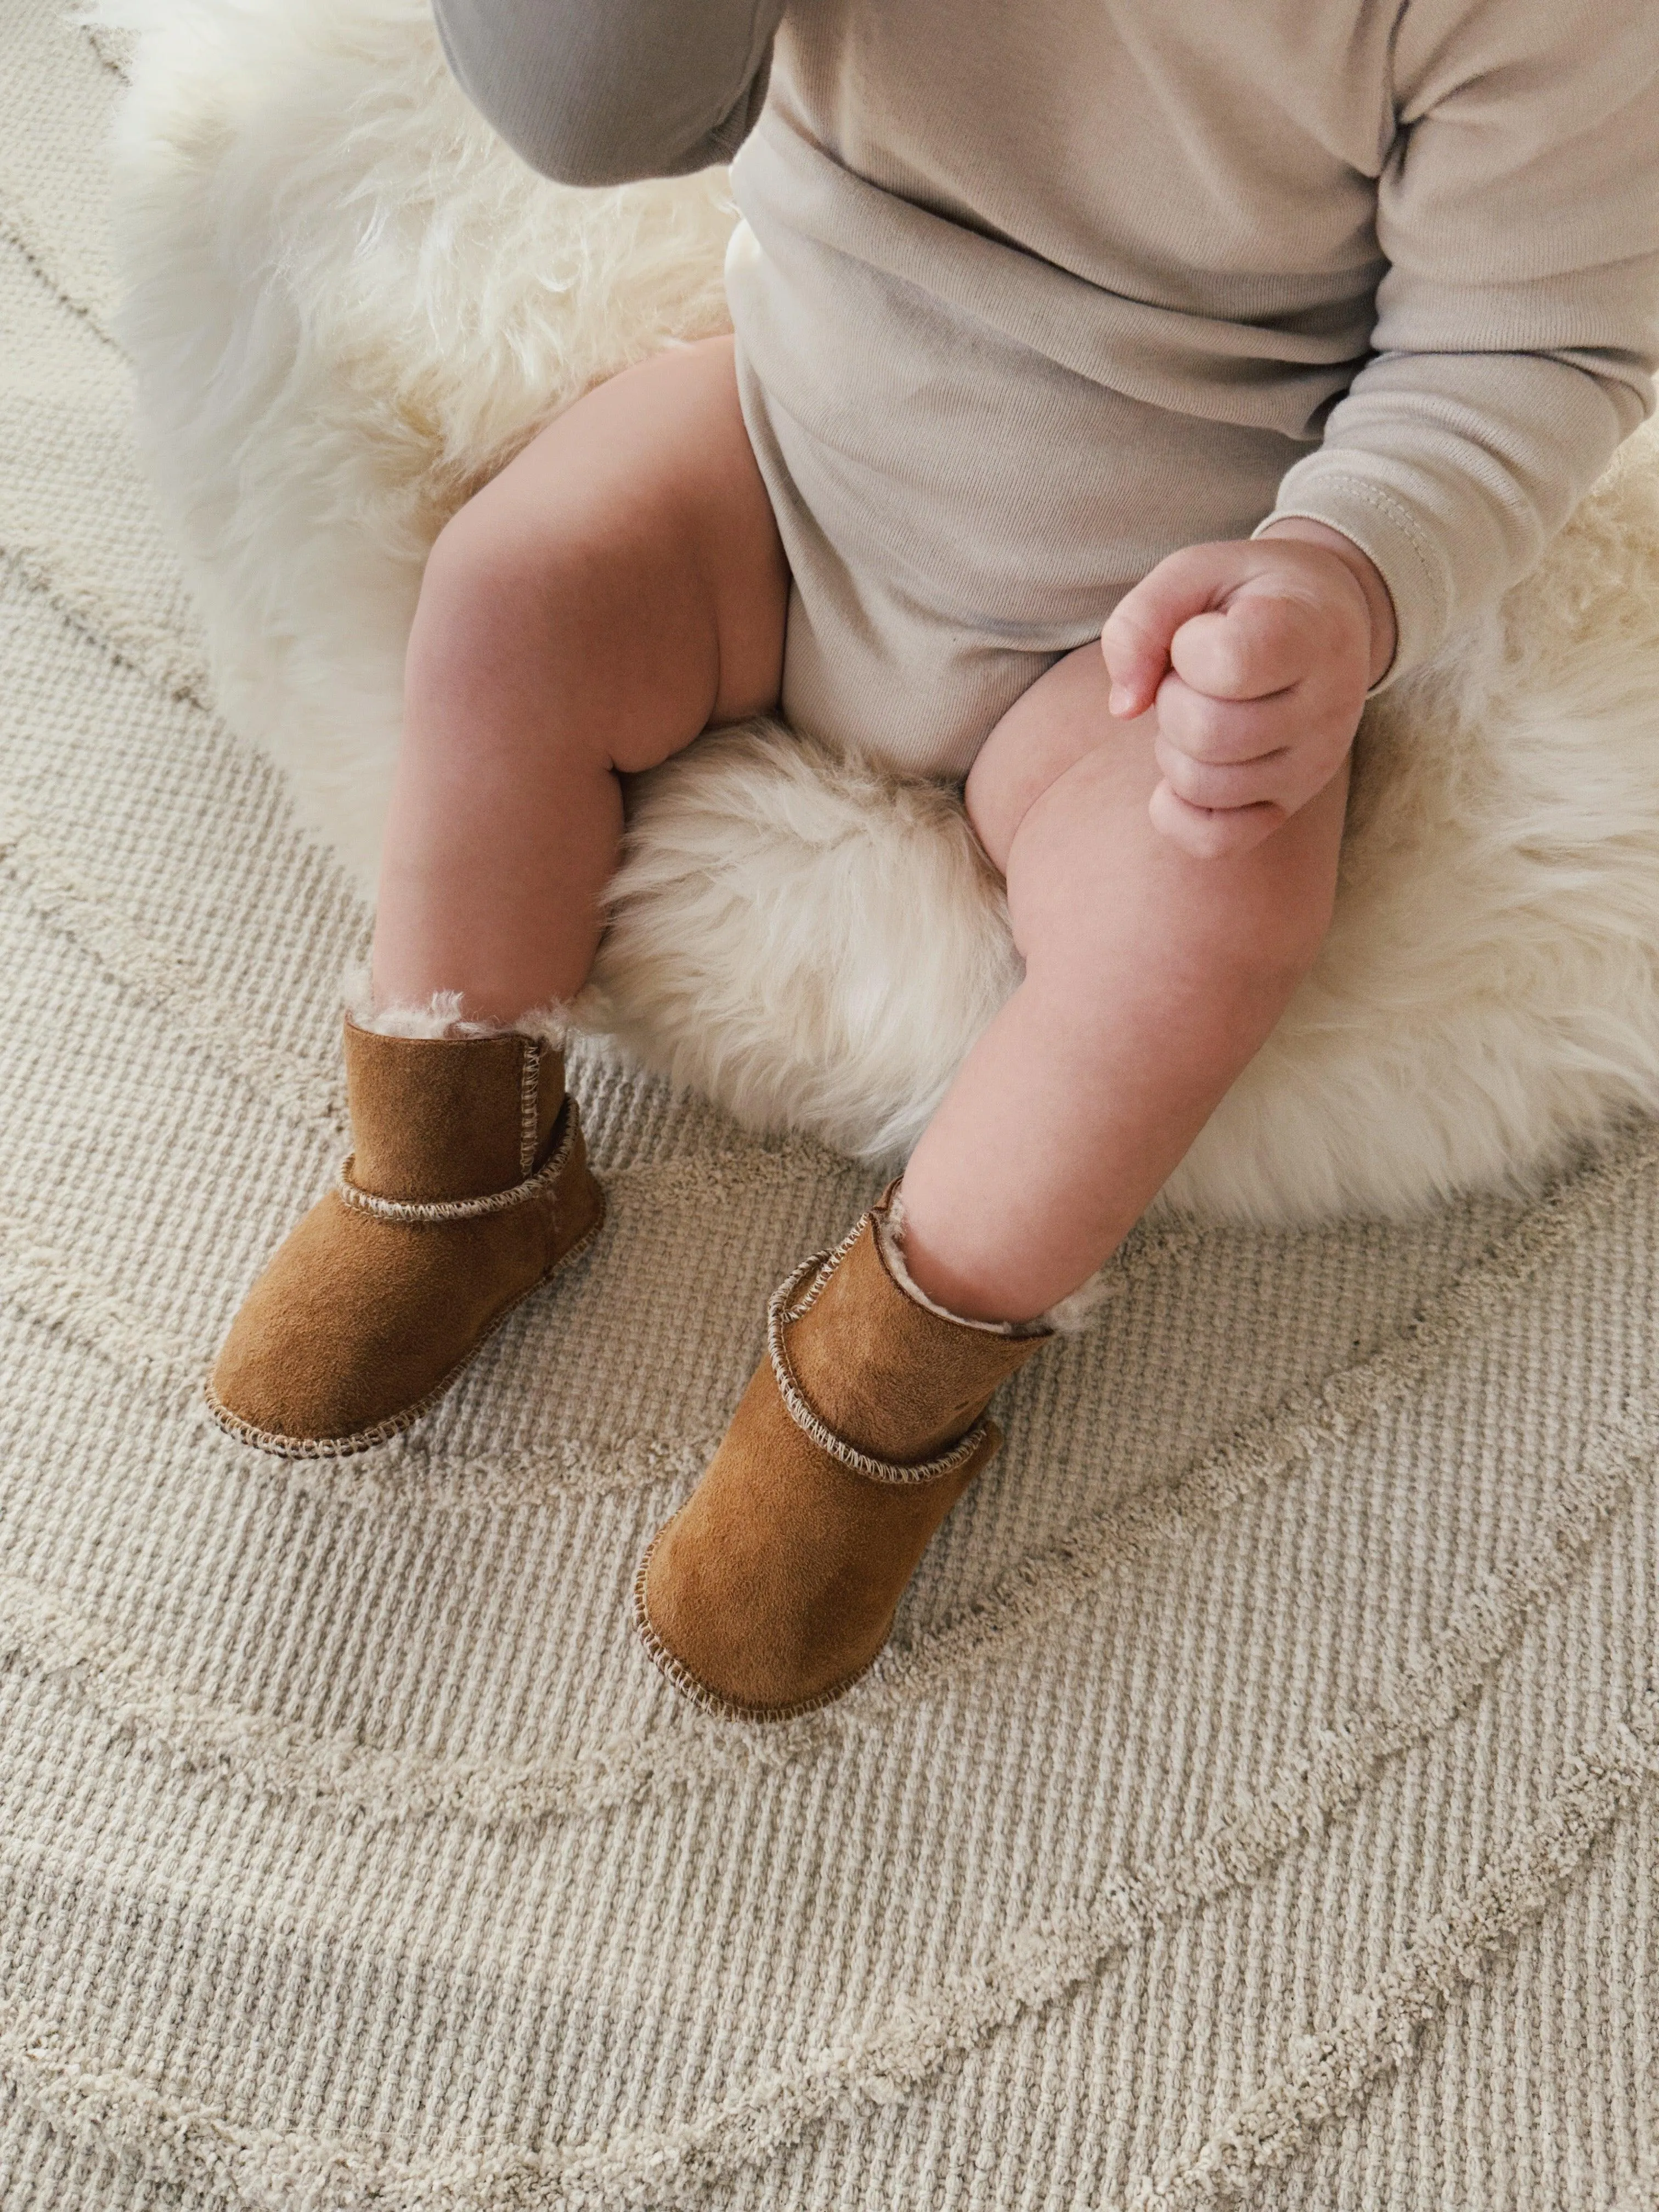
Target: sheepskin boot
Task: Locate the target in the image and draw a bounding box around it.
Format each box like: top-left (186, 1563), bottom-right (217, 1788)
top-left (207, 1013), bottom-right (605, 1455)
top-left (634, 1186), bottom-right (1050, 1718)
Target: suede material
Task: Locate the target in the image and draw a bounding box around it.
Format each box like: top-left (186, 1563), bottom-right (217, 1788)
top-left (209, 1026), bottom-right (603, 1449)
top-left (346, 1022), bottom-right (540, 1200)
top-left (640, 1205), bottom-right (1047, 1714)
top-left (644, 1368), bottom-right (1001, 1711)
top-left (789, 1217), bottom-right (1039, 1462)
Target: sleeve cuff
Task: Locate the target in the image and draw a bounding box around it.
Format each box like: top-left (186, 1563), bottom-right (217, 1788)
top-left (1250, 472), bottom-right (1455, 697)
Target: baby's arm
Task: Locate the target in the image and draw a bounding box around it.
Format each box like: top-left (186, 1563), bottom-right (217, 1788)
top-left (1109, 0), bottom-right (1659, 858)
top-left (1268, 0), bottom-right (1659, 689)
top-left (431, 0), bottom-right (783, 185)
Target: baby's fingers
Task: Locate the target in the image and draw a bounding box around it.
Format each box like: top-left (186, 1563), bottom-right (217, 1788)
top-left (1155, 740), bottom-right (1288, 815)
top-left (1154, 674), bottom-right (1299, 766)
top-left (1169, 594), bottom-right (1316, 701)
top-left (1102, 541), bottom-right (1263, 717)
top-left (1148, 781), bottom-right (1283, 859)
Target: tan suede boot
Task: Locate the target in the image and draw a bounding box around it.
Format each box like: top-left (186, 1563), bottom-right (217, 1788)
top-left (634, 1188), bottom-right (1049, 1719)
top-left (207, 1017), bottom-right (605, 1456)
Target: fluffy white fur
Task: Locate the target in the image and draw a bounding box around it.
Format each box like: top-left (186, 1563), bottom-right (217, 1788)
top-left (588, 727), bottom-right (1024, 1159)
top-left (101, 0), bottom-right (1659, 1223)
top-left (341, 967), bottom-right (569, 1044)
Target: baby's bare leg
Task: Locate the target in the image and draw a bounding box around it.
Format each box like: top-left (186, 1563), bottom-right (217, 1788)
top-left (898, 643), bottom-right (1347, 1323)
top-left (373, 335), bottom-right (788, 1024)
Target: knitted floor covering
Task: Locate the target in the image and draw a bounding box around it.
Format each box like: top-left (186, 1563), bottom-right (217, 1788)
top-left (0, 6), bottom-right (1655, 2206)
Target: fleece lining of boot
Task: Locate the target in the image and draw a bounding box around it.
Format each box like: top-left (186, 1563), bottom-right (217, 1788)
top-left (878, 1187), bottom-right (1113, 1338)
top-left (343, 966), bottom-right (571, 1046)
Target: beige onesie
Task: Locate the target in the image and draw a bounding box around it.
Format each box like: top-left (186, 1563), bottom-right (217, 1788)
top-left (435, 0), bottom-right (1659, 775)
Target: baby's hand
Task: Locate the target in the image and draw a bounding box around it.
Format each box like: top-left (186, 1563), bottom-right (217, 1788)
top-left (1099, 522), bottom-right (1396, 859)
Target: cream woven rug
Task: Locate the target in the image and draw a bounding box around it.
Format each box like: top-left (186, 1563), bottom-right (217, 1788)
top-left (1, 7), bottom-right (1656, 2206)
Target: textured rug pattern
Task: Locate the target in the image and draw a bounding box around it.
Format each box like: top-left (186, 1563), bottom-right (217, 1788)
top-left (1, 5), bottom-right (1656, 2205)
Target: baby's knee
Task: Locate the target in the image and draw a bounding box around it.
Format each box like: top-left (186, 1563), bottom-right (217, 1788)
top-left (965, 644), bottom-right (1111, 873)
top-left (410, 494), bottom-right (567, 684)
top-left (1014, 747), bottom-right (1341, 998)
top-left (403, 484), bottom-right (649, 779)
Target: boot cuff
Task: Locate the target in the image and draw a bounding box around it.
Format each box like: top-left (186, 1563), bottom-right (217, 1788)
top-left (343, 965), bottom-right (571, 1047)
top-left (879, 1185), bottom-right (1110, 1337)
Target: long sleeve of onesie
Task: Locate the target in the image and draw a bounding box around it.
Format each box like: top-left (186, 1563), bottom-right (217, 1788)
top-left (431, 0), bottom-right (781, 185)
top-left (1252, 0), bottom-right (1659, 686)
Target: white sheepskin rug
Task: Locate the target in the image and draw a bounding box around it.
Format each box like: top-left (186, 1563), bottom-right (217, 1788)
top-left (103, 0), bottom-right (1659, 1222)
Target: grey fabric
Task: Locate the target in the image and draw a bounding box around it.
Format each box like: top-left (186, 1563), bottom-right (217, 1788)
top-left (432, 0), bottom-right (779, 184)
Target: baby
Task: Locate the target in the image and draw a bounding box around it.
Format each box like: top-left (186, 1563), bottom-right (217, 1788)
top-left (208, 0), bottom-right (1659, 1717)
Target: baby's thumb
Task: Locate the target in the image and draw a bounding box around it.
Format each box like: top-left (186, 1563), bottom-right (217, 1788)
top-left (1101, 545), bottom-right (1231, 719)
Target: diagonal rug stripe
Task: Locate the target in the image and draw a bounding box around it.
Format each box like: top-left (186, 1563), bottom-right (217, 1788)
top-left (1137, 1696), bottom-right (1659, 2208)
top-left (2, 1698), bottom-right (1650, 2212)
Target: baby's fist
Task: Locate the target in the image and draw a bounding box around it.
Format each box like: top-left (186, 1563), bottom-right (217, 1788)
top-left (1101, 523), bottom-right (1395, 859)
